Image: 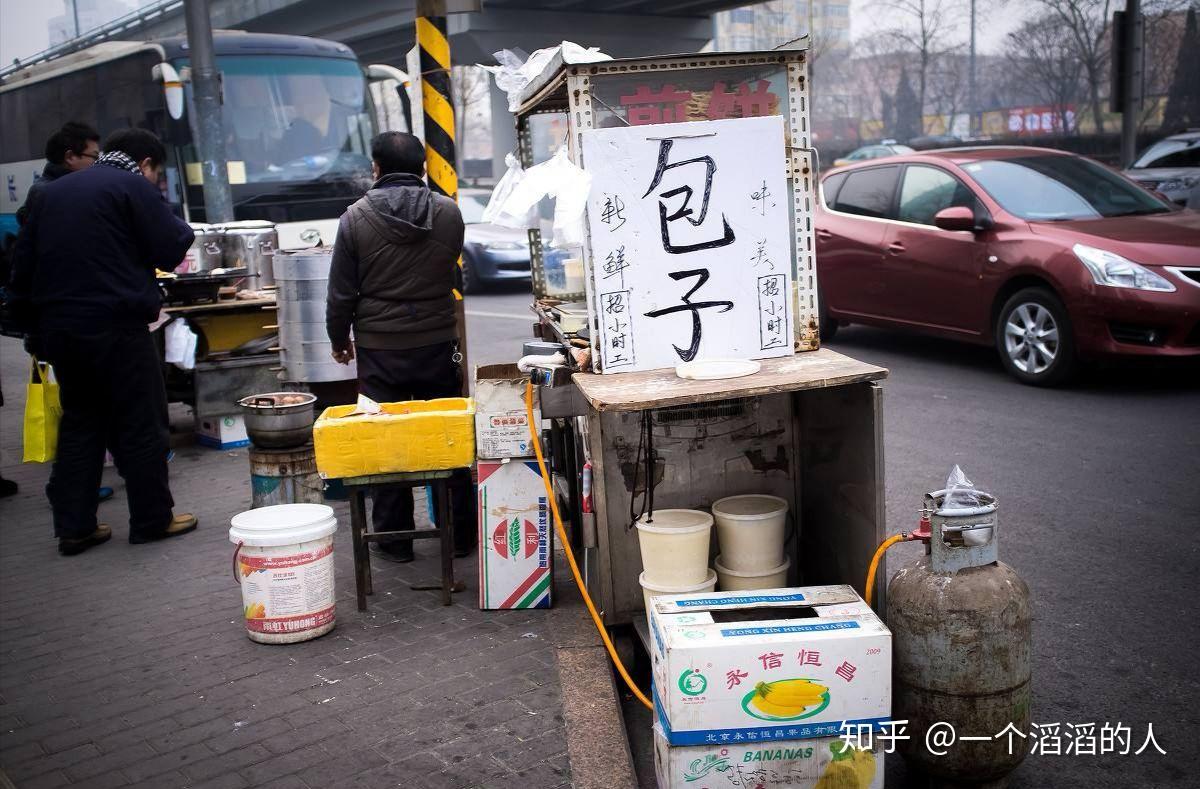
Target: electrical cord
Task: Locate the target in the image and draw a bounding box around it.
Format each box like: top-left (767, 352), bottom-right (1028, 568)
top-left (525, 381), bottom-right (654, 711)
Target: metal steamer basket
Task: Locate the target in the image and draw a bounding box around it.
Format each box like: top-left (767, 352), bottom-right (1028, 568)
top-left (273, 249), bottom-right (356, 383)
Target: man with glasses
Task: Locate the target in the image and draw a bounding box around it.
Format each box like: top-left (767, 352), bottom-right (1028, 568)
top-left (15, 122), bottom-right (100, 228)
top-left (10, 129), bottom-right (198, 556)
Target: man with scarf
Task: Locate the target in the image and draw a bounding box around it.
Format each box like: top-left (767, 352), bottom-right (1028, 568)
top-left (326, 131), bottom-right (475, 562)
top-left (10, 128), bottom-right (198, 555)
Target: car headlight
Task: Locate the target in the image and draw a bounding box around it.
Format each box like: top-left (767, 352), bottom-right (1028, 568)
top-left (1157, 174), bottom-right (1199, 193)
top-left (1072, 244), bottom-right (1175, 292)
top-left (481, 240), bottom-right (527, 251)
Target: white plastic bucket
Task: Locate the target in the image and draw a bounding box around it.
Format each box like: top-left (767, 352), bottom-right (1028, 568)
top-left (636, 509), bottom-right (714, 586)
top-left (229, 503), bottom-right (338, 644)
top-left (712, 494), bottom-right (789, 572)
top-left (639, 569), bottom-right (718, 621)
top-left (715, 554), bottom-right (791, 592)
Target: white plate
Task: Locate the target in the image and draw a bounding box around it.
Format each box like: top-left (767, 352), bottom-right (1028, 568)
top-left (675, 359), bottom-right (761, 381)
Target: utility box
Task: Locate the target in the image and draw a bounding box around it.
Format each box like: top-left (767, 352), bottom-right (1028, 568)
top-left (477, 459), bottom-right (553, 609)
top-left (474, 364), bottom-right (541, 459)
top-left (650, 586), bottom-right (891, 746)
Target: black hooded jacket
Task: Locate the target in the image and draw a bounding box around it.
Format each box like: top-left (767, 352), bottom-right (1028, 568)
top-left (326, 172), bottom-right (464, 351)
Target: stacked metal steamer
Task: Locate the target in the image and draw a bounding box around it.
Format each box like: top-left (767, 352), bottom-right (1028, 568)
top-left (272, 249), bottom-right (357, 384)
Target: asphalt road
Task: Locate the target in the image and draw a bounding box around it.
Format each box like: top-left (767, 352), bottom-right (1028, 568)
top-left (463, 287), bottom-right (1200, 788)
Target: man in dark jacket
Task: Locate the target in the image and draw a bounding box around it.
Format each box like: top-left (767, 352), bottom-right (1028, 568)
top-left (326, 131), bottom-right (474, 562)
top-left (10, 128), bottom-right (198, 556)
top-left (15, 122), bottom-right (101, 228)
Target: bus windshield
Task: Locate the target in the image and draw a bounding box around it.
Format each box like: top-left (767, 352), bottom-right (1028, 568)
top-left (180, 55), bottom-right (375, 185)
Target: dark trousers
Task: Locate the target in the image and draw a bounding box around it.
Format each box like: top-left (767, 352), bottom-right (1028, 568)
top-left (356, 342), bottom-right (475, 552)
top-left (42, 327), bottom-right (173, 540)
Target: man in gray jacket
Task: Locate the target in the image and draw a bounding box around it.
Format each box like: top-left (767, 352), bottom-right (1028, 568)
top-left (326, 132), bottom-right (474, 561)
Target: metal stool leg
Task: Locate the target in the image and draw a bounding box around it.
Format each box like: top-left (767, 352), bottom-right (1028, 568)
top-left (349, 488), bottom-right (368, 611)
top-left (437, 480), bottom-right (453, 606)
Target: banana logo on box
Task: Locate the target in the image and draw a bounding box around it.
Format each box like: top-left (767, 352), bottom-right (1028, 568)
top-left (741, 678), bottom-right (830, 721)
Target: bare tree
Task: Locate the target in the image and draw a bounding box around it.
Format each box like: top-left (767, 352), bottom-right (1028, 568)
top-left (1031, 0), bottom-right (1113, 133)
top-left (1140, 0), bottom-right (1192, 131)
top-left (1005, 14), bottom-right (1086, 133)
top-left (451, 65), bottom-right (490, 165)
top-left (875, 0), bottom-right (960, 132)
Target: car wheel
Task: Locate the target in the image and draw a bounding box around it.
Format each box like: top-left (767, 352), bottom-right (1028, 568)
top-left (995, 287), bottom-right (1076, 386)
top-left (460, 253), bottom-right (482, 295)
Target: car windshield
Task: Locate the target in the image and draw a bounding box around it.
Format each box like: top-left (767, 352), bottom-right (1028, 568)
top-left (961, 155), bottom-right (1171, 220)
top-left (178, 55), bottom-right (374, 184)
top-left (459, 192), bottom-right (490, 223)
top-left (1131, 138), bottom-right (1200, 169)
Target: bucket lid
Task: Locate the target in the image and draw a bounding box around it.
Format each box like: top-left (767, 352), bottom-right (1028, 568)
top-left (635, 509), bottom-right (713, 535)
top-left (714, 554), bottom-right (790, 577)
top-left (229, 503), bottom-right (337, 547)
top-left (712, 494), bottom-right (788, 520)
top-left (639, 568), bottom-right (718, 594)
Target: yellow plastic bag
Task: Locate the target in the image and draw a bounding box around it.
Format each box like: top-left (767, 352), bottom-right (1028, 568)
top-left (23, 358), bottom-right (61, 463)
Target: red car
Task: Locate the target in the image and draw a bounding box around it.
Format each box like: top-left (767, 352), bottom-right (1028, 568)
top-left (815, 146), bottom-right (1200, 385)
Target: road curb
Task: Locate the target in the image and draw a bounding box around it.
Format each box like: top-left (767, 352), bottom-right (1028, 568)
top-left (549, 553), bottom-right (638, 788)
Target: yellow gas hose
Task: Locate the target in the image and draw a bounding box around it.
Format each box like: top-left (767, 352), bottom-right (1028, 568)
top-left (864, 533), bottom-right (908, 607)
top-left (524, 382), bottom-right (654, 711)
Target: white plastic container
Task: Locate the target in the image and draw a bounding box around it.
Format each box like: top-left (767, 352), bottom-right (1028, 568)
top-left (229, 503), bottom-right (338, 644)
top-left (639, 569), bottom-right (718, 621)
top-left (714, 554), bottom-right (791, 592)
top-left (636, 509), bottom-right (714, 586)
top-left (712, 494), bottom-right (789, 572)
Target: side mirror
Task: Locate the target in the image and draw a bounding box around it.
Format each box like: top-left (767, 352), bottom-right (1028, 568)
top-left (933, 206), bottom-right (976, 232)
top-left (152, 62), bottom-right (185, 120)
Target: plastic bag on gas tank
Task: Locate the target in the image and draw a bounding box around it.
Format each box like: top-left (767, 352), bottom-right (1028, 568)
top-left (941, 464), bottom-right (988, 510)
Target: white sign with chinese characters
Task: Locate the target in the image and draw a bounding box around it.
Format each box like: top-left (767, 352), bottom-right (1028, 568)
top-left (581, 115), bottom-right (793, 374)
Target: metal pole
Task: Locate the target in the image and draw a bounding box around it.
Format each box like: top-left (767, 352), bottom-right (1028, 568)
top-left (969, 0), bottom-right (977, 137)
top-left (72, 0), bottom-right (80, 38)
top-left (183, 0), bottom-right (233, 223)
top-left (1120, 0), bottom-right (1144, 167)
top-left (416, 0), bottom-right (469, 394)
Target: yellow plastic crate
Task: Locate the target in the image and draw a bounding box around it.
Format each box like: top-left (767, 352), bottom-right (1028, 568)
top-left (313, 397), bottom-right (476, 479)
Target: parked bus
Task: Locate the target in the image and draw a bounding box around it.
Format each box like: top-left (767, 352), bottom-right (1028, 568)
top-left (0, 31), bottom-right (411, 250)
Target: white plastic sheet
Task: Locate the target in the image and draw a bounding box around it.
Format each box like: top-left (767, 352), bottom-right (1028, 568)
top-left (481, 41), bottom-right (612, 112)
top-left (163, 319), bottom-right (197, 371)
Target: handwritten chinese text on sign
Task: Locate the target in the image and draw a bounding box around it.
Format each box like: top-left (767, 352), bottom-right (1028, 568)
top-left (582, 115), bottom-right (793, 374)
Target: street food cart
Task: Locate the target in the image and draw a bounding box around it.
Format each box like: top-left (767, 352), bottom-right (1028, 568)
top-left (499, 47), bottom-right (889, 627)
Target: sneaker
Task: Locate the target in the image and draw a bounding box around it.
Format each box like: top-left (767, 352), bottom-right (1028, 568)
top-left (129, 513), bottom-right (198, 544)
top-left (98, 486), bottom-right (114, 503)
top-left (59, 524), bottom-right (113, 556)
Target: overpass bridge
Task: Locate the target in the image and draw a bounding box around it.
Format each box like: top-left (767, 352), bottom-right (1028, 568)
top-left (6, 0), bottom-right (774, 175)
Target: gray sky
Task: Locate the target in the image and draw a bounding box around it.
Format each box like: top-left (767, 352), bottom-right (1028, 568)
top-left (1, 0), bottom-right (1031, 67)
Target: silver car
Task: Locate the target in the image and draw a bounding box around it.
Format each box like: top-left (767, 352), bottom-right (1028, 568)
top-left (1124, 131), bottom-right (1200, 207)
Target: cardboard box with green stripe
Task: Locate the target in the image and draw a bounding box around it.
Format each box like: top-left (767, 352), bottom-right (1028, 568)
top-left (478, 460), bottom-right (553, 609)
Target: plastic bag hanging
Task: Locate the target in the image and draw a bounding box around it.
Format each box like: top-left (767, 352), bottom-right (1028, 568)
top-left (482, 153), bottom-right (536, 230)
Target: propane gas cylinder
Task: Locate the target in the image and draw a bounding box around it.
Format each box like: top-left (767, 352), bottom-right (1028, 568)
top-left (887, 489), bottom-right (1032, 788)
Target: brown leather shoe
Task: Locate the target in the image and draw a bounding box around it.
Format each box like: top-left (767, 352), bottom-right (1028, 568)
top-left (129, 514), bottom-right (198, 544)
top-left (59, 524), bottom-right (113, 556)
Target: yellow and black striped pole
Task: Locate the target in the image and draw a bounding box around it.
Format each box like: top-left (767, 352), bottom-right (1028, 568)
top-left (416, 0), bottom-right (469, 393)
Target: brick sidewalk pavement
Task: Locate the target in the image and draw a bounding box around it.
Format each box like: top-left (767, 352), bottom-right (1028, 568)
top-left (0, 338), bottom-right (572, 789)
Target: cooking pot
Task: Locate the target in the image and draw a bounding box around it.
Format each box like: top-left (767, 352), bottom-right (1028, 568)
top-left (178, 223), bottom-right (224, 274)
top-left (237, 392), bottom-right (317, 448)
top-left (220, 221), bottom-right (278, 289)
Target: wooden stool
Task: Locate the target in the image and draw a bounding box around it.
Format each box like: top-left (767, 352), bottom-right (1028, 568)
top-left (342, 469), bottom-right (466, 610)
